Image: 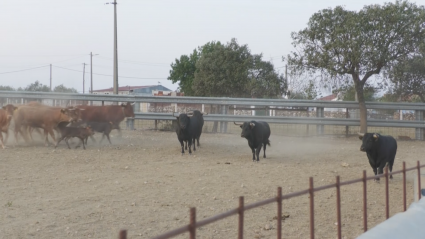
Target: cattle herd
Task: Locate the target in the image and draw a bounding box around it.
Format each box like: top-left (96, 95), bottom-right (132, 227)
top-left (0, 101), bottom-right (398, 181)
top-left (0, 101), bottom-right (135, 149)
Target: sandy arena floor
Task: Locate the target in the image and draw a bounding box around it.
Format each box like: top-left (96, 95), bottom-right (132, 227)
top-left (0, 129), bottom-right (423, 239)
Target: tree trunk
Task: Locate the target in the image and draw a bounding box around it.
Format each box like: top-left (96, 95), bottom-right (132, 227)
top-left (354, 79), bottom-right (367, 133)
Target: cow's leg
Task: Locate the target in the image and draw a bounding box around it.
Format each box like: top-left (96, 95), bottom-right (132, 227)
top-left (197, 136), bottom-right (200, 147)
top-left (105, 134), bottom-right (112, 144)
top-left (76, 137), bottom-right (86, 150)
top-left (0, 132), bottom-right (5, 149)
top-left (192, 138), bottom-right (196, 151)
top-left (55, 136), bottom-right (65, 148)
top-left (188, 139), bottom-right (192, 155)
top-left (255, 145), bottom-right (262, 162)
top-left (251, 147), bottom-right (255, 161)
top-left (43, 128), bottom-right (50, 146)
top-left (179, 138), bottom-right (185, 155)
top-left (389, 161), bottom-right (394, 179)
top-left (4, 129), bottom-right (9, 145)
top-left (263, 143), bottom-right (267, 158)
top-left (100, 133), bottom-right (105, 144)
top-left (64, 138), bottom-right (71, 149)
top-left (48, 129), bottom-right (57, 147)
top-left (184, 141), bottom-right (188, 150)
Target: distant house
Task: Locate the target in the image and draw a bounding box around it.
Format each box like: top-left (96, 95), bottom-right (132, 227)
top-left (92, 85), bottom-right (172, 95)
top-left (317, 94), bottom-right (337, 101)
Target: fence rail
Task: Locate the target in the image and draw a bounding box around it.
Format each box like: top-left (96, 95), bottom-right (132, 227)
top-left (135, 113), bottom-right (425, 128)
top-left (1, 91), bottom-right (424, 139)
top-left (114, 161), bottom-right (424, 239)
top-left (2, 90), bottom-right (425, 110)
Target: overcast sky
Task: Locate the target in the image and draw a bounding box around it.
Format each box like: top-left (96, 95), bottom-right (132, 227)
top-left (0, 0), bottom-right (401, 93)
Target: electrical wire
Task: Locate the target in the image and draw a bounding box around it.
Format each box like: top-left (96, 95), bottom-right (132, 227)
top-left (53, 65), bottom-right (167, 79)
top-left (0, 65), bottom-right (50, 75)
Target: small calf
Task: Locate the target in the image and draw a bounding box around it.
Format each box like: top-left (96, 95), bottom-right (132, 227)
top-left (72, 121), bottom-right (114, 144)
top-left (55, 122), bottom-right (94, 150)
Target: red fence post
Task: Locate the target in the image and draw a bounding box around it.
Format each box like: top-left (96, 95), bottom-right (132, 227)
top-left (403, 162), bottom-right (407, 211)
top-left (277, 187), bottom-right (282, 239)
top-left (119, 230), bottom-right (127, 239)
top-left (238, 196), bottom-right (244, 239)
top-left (418, 161), bottom-right (422, 201)
top-left (309, 177), bottom-right (314, 239)
top-left (363, 170), bottom-right (367, 232)
top-left (189, 207), bottom-right (196, 239)
top-left (385, 166), bottom-right (389, 219)
top-left (336, 176), bottom-right (341, 239)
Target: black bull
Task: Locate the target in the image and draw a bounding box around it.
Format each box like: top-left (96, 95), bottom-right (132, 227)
top-left (358, 132), bottom-right (397, 181)
top-left (235, 121), bottom-right (271, 162)
top-left (173, 111), bottom-right (205, 155)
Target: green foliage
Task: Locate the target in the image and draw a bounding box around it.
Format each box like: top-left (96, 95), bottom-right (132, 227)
top-left (168, 49), bottom-right (200, 96)
top-left (287, 0), bottom-right (425, 131)
top-left (21, 81), bottom-right (51, 92)
top-left (193, 38), bottom-right (285, 98)
top-left (53, 84), bottom-right (78, 93)
top-left (169, 39), bottom-right (286, 98)
top-left (0, 86), bottom-right (15, 91)
top-left (386, 53), bottom-right (425, 102)
top-left (335, 84), bottom-right (377, 101)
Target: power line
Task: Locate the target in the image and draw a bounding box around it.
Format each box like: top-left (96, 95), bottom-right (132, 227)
top-left (53, 65), bottom-right (167, 79)
top-left (0, 55), bottom-right (88, 69)
top-left (96, 55), bottom-right (169, 66)
top-left (0, 65), bottom-right (50, 75)
top-left (0, 54), bottom-right (87, 57)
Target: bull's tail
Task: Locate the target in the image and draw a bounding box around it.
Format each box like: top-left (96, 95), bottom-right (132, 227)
top-left (265, 139), bottom-right (271, 146)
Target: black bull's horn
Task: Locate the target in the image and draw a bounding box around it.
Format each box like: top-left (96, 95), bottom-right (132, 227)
top-left (234, 122), bottom-right (243, 126)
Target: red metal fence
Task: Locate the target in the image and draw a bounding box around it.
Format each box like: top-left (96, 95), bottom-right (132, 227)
top-left (117, 161), bottom-right (424, 239)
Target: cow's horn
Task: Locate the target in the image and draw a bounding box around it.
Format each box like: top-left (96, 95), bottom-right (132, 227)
top-left (201, 111), bottom-right (208, 115)
top-left (373, 134), bottom-right (379, 139)
top-left (250, 122), bottom-right (255, 127)
top-left (233, 122), bottom-right (243, 126)
top-left (358, 132), bottom-right (365, 137)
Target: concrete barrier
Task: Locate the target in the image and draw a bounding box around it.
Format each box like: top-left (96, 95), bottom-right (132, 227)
top-left (357, 173), bottom-right (425, 239)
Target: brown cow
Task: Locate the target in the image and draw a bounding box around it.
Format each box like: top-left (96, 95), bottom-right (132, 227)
top-left (13, 106), bottom-right (82, 146)
top-left (0, 104), bottom-right (17, 149)
top-left (23, 102), bottom-right (83, 142)
top-left (76, 102), bottom-right (135, 134)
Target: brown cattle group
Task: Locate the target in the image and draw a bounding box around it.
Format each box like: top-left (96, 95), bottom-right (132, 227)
top-left (0, 101), bottom-right (135, 149)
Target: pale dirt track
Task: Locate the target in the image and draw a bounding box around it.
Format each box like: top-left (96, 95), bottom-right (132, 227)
top-left (0, 129), bottom-right (423, 239)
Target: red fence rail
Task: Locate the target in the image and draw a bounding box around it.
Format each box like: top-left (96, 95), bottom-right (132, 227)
top-left (118, 161), bottom-right (424, 239)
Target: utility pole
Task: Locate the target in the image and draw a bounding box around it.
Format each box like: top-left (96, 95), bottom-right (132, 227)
top-left (50, 64), bottom-right (52, 91)
top-left (90, 52), bottom-right (93, 94)
top-left (106, 0), bottom-right (119, 95)
top-left (90, 52), bottom-right (99, 94)
top-left (83, 63), bottom-right (86, 94)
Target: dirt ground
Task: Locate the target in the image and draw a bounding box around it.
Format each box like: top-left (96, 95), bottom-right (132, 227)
top-left (0, 129), bottom-right (423, 239)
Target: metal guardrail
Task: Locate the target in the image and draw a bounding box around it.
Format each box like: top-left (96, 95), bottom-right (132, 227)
top-left (2, 90), bottom-right (425, 110)
top-left (135, 113), bottom-right (425, 128)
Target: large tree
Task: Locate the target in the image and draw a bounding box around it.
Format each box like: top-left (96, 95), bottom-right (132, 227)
top-left (287, 0), bottom-right (425, 133)
top-left (386, 53), bottom-right (425, 102)
top-left (168, 41), bottom-right (222, 96)
top-left (193, 38), bottom-right (285, 98)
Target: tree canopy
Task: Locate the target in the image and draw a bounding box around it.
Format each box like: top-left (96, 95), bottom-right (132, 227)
top-left (168, 39), bottom-right (286, 98)
top-left (386, 52), bottom-right (425, 102)
top-left (53, 84), bottom-right (78, 93)
top-left (19, 81), bottom-right (51, 92)
top-left (287, 0), bottom-right (425, 132)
